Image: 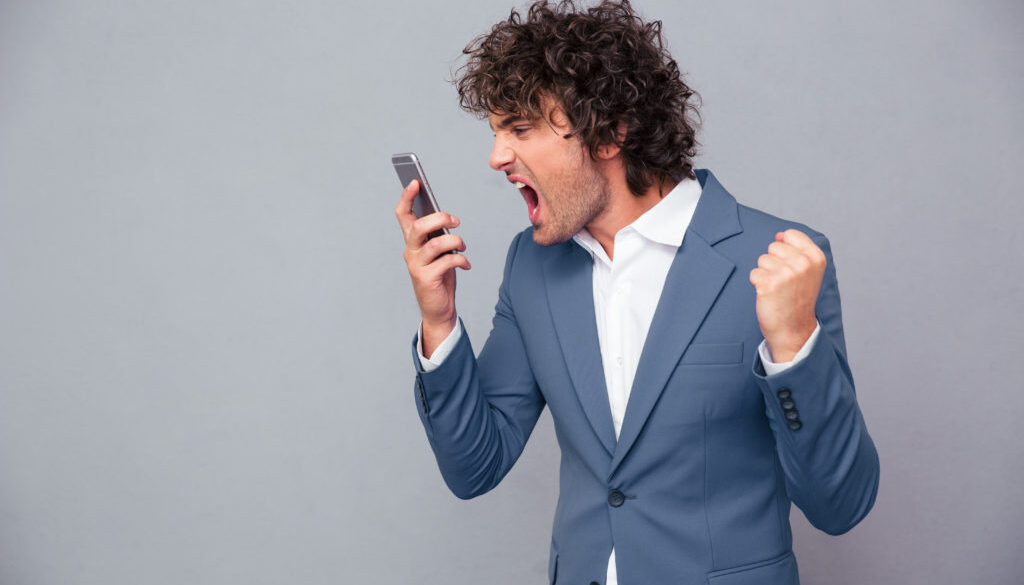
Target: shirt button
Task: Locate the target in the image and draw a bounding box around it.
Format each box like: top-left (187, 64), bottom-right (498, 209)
top-left (608, 489), bottom-right (626, 507)
top-left (616, 356), bottom-right (623, 366)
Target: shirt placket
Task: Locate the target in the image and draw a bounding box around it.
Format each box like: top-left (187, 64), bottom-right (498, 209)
top-left (607, 236), bottom-right (635, 439)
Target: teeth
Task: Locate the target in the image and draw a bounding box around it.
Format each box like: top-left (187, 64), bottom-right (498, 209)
top-left (513, 181), bottom-right (525, 189)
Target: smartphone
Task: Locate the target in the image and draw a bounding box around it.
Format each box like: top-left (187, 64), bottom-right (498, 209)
top-left (392, 152), bottom-right (449, 242)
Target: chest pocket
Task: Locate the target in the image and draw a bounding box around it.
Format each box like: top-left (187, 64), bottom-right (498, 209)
top-left (680, 341), bottom-right (745, 365)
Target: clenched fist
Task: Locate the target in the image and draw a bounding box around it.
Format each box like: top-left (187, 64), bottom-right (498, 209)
top-left (749, 229), bottom-right (826, 363)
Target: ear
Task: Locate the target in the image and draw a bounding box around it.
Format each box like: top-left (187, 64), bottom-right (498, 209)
top-left (596, 121), bottom-right (628, 160)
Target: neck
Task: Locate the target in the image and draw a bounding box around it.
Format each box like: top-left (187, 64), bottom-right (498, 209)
top-left (585, 165), bottom-right (677, 260)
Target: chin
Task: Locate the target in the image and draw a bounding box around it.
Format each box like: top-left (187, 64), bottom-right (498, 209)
top-left (531, 224), bottom-right (572, 247)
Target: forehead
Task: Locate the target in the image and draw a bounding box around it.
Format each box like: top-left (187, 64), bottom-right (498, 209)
top-left (487, 92), bottom-right (568, 130)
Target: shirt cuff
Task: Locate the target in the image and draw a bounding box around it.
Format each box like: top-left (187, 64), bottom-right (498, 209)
top-left (758, 322), bottom-right (821, 376)
top-left (416, 318), bottom-right (463, 372)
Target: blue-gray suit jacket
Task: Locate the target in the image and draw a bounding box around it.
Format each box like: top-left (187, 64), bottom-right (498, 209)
top-left (411, 170), bottom-right (879, 585)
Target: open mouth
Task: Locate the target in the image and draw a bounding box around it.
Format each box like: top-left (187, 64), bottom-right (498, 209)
top-left (512, 180), bottom-right (540, 223)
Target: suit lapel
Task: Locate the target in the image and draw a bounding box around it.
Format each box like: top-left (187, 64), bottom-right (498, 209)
top-left (610, 170), bottom-right (743, 474)
top-left (543, 242), bottom-right (617, 457)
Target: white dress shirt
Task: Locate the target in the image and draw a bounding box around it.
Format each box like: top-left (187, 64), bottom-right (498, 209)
top-left (417, 178), bottom-right (820, 585)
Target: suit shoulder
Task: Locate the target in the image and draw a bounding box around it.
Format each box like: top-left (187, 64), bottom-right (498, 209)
top-left (734, 202), bottom-right (827, 243)
top-left (504, 227), bottom-right (535, 262)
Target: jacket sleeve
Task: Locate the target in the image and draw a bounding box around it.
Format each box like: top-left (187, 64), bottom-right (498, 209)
top-left (409, 230), bottom-right (546, 499)
top-left (752, 234), bottom-right (880, 535)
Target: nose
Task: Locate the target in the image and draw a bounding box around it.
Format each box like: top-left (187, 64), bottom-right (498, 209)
top-left (489, 134), bottom-right (514, 171)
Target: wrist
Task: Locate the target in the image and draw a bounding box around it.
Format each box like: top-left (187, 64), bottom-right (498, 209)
top-left (421, 314), bottom-right (457, 359)
top-left (422, 313), bottom-right (457, 334)
top-left (765, 322), bottom-right (816, 363)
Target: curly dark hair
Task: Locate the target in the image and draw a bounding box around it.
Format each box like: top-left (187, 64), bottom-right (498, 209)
top-left (455, 0), bottom-right (700, 196)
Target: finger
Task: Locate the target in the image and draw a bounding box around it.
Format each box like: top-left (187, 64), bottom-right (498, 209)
top-left (780, 229), bottom-right (821, 256)
top-left (757, 253), bottom-right (786, 271)
top-left (749, 266), bottom-right (763, 284)
top-left (421, 249), bottom-right (472, 277)
top-left (409, 212), bottom-right (460, 246)
top-left (766, 241), bottom-right (810, 270)
top-left (395, 179), bottom-right (421, 232)
top-left (749, 267), bottom-right (768, 292)
top-left (415, 234), bottom-right (466, 266)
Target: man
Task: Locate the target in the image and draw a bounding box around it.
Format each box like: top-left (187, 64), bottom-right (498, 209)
top-left (394, 1), bottom-right (879, 583)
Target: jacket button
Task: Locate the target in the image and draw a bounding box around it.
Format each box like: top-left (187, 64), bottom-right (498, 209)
top-left (608, 490), bottom-right (625, 507)
top-left (785, 409), bottom-right (800, 421)
top-left (777, 388), bottom-right (791, 400)
top-left (788, 420), bottom-right (803, 431)
top-left (780, 399), bottom-right (795, 410)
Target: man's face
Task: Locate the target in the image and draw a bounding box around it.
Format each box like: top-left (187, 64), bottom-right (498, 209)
top-left (488, 104), bottom-right (609, 246)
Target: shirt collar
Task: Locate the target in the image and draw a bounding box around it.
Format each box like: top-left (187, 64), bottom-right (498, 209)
top-left (628, 176), bottom-right (702, 247)
top-left (572, 176), bottom-right (703, 257)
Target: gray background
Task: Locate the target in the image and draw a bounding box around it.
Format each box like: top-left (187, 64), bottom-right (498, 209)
top-left (0, 0), bottom-right (1021, 583)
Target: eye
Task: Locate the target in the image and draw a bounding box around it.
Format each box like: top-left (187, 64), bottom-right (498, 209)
top-left (511, 126), bottom-right (531, 137)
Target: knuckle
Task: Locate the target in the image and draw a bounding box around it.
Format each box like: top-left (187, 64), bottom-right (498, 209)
top-left (412, 217), bottom-right (430, 236)
top-left (422, 236), bottom-right (440, 254)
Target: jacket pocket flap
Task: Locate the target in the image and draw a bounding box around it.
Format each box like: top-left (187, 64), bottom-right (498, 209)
top-left (706, 551), bottom-right (798, 585)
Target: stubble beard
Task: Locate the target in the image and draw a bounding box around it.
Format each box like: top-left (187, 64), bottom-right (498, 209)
top-left (532, 156), bottom-right (610, 246)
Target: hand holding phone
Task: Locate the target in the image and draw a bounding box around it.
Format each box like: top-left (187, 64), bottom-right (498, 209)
top-left (392, 152), bottom-right (470, 355)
